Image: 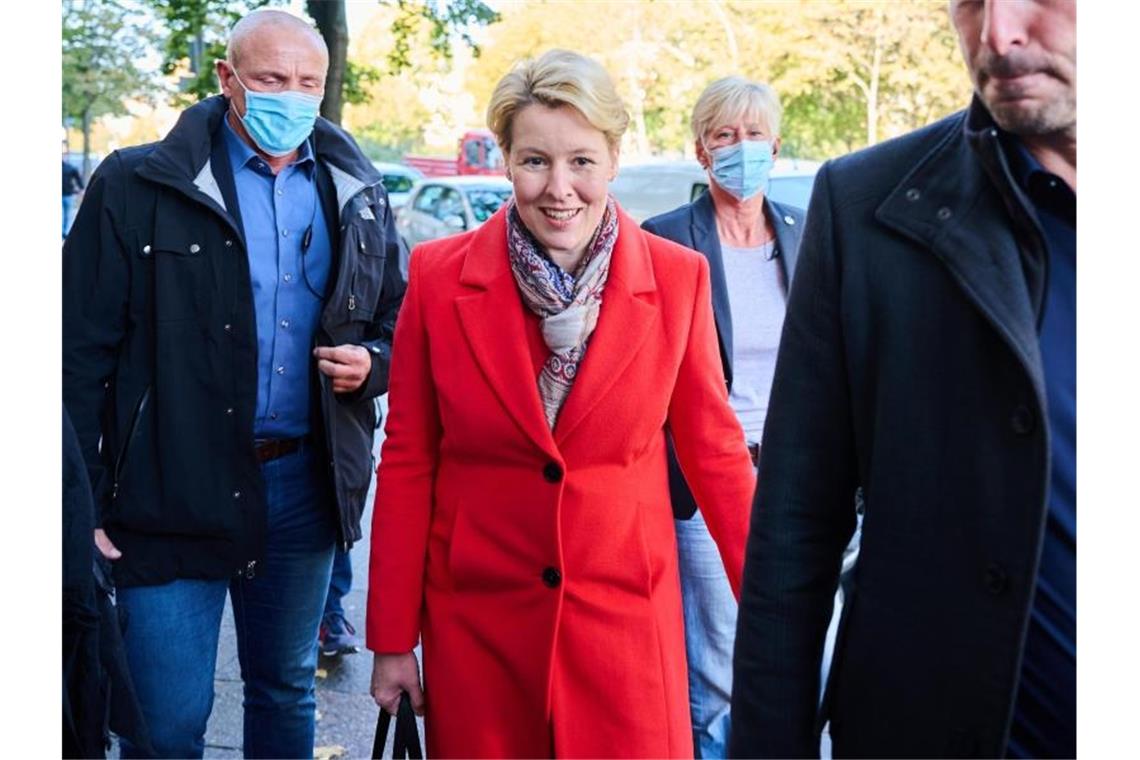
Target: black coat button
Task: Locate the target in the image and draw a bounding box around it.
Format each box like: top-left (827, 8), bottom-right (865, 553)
top-left (543, 462), bottom-right (563, 483)
top-left (541, 567), bottom-right (562, 588)
top-left (1010, 404), bottom-right (1036, 436)
top-left (984, 563), bottom-right (1008, 594)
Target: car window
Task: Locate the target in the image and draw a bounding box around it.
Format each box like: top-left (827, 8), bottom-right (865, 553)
top-left (767, 176), bottom-right (817, 210)
top-left (466, 188), bottom-right (513, 223)
top-left (434, 188), bottom-right (465, 221)
top-left (691, 177), bottom-right (816, 209)
top-left (464, 140), bottom-right (482, 167)
top-left (381, 173), bottom-right (416, 194)
top-left (413, 185), bottom-right (444, 213)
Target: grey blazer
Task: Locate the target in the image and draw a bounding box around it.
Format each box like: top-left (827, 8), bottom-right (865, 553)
top-left (642, 190), bottom-right (805, 519)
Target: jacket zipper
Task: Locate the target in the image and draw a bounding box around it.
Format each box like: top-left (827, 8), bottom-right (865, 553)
top-left (111, 385), bottom-right (152, 500)
top-left (348, 267), bottom-right (357, 312)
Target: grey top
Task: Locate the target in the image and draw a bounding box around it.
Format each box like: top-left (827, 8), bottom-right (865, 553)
top-left (721, 240), bottom-right (786, 441)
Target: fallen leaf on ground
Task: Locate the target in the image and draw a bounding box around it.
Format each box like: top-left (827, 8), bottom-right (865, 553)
top-left (314, 744), bottom-right (347, 759)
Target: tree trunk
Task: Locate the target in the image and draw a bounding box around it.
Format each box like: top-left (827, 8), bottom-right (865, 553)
top-left (81, 107), bottom-right (92, 181)
top-left (308, 0), bottom-right (348, 124)
top-left (867, 7), bottom-right (884, 146)
top-left (624, 25), bottom-right (650, 159)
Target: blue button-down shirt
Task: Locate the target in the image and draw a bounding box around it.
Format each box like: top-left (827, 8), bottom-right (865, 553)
top-left (1001, 133), bottom-right (1076, 759)
top-left (223, 118), bottom-right (332, 438)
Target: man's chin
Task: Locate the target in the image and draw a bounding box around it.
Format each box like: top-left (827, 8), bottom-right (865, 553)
top-left (985, 96), bottom-right (1075, 140)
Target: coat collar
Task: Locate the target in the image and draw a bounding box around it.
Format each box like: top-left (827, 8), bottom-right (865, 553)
top-left (135, 95), bottom-right (383, 221)
top-left (763, 197), bottom-right (802, 287)
top-left (455, 205), bottom-right (659, 455)
top-left (874, 97), bottom-right (1046, 405)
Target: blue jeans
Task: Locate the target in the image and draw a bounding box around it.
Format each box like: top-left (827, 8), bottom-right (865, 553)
top-left (322, 542), bottom-right (352, 622)
top-left (676, 509), bottom-right (736, 758)
top-left (117, 447), bottom-right (336, 758)
top-left (63, 194), bottom-right (75, 238)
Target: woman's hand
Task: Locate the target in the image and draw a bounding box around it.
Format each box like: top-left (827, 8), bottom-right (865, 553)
top-left (371, 651), bottom-right (425, 716)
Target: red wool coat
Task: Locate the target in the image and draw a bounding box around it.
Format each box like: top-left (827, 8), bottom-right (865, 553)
top-left (366, 205), bottom-right (755, 758)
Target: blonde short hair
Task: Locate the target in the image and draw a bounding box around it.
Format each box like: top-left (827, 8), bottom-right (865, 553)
top-left (486, 49), bottom-right (630, 154)
top-left (690, 76), bottom-right (782, 142)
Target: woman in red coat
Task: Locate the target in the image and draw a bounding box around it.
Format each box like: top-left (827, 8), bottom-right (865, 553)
top-left (367, 49), bottom-right (756, 758)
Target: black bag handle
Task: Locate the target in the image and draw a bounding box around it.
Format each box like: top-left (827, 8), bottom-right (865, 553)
top-left (372, 691), bottom-right (423, 759)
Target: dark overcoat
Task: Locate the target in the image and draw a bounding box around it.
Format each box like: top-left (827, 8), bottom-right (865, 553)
top-left (730, 99), bottom-right (1054, 758)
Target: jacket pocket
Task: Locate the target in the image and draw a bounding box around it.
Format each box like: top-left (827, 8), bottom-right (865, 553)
top-left (341, 196), bottom-right (390, 323)
top-left (148, 195), bottom-right (218, 323)
top-left (151, 231), bottom-right (213, 323)
top-left (111, 385), bottom-right (152, 502)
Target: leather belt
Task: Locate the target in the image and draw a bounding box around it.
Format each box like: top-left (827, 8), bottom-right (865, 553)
top-left (253, 436), bottom-right (308, 463)
top-left (747, 442), bottom-right (760, 467)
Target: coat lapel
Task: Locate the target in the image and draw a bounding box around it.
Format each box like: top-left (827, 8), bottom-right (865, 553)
top-left (765, 199), bottom-right (802, 289)
top-left (455, 210), bottom-right (559, 457)
top-left (690, 192), bottom-right (733, 380)
top-left (554, 209), bottom-right (659, 445)
top-left (875, 123), bottom-right (1046, 403)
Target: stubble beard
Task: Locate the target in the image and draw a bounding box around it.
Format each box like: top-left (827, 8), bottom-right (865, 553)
top-left (974, 49), bottom-right (1076, 141)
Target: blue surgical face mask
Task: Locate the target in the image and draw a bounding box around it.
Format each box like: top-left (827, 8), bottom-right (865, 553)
top-left (707, 139), bottom-right (774, 201)
top-left (231, 69), bottom-right (322, 157)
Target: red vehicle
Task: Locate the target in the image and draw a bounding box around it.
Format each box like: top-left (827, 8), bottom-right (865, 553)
top-left (404, 129), bottom-right (506, 177)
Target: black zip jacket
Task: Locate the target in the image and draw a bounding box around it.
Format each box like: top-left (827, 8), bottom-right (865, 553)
top-left (63, 95), bottom-right (405, 587)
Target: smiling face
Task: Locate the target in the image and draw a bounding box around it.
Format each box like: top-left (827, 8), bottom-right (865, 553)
top-left (506, 103), bottom-right (618, 269)
top-left (951, 0), bottom-right (1076, 138)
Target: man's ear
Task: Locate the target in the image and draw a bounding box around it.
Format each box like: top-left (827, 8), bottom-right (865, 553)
top-left (216, 60), bottom-right (235, 98)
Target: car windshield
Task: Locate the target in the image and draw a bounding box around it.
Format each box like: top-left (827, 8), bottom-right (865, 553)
top-left (381, 174), bottom-right (417, 194)
top-left (465, 188), bottom-right (513, 223)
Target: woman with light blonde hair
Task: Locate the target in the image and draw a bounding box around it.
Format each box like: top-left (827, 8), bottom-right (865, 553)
top-left (642, 74), bottom-right (807, 758)
top-left (366, 51), bottom-right (755, 757)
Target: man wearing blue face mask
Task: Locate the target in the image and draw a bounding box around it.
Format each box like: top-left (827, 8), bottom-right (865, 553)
top-left (62, 9), bottom-right (406, 758)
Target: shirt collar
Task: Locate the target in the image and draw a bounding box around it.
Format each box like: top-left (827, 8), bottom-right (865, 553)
top-left (220, 111), bottom-right (316, 176)
top-left (996, 125), bottom-right (1075, 226)
top-left (997, 129), bottom-right (1045, 194)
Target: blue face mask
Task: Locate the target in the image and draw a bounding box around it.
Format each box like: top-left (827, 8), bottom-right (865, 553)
top-left (707, 139), bottom-right (774, 201)
top-left (232, 70), bottom-right (322, 157)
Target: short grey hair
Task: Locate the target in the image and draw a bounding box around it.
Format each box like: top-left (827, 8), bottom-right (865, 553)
top-left (690, 76), bottom-right (783, 141)
top-left (226, 9), bottom-right (327, 68)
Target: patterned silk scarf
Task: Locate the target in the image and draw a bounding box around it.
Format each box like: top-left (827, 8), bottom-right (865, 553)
top-left (506, 196), bottom-right (619, 429)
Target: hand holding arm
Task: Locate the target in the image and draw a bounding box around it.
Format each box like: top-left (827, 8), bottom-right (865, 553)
top-left (314, 344), bottom-right (372, 393)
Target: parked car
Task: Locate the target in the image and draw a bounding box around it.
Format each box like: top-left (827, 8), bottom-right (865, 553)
top-left (608, 157), bottom-right (821, 222)
top-left (372, 161), bottom-right (425, 211)
top-left (396, 176), bottom-right (514, 250)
